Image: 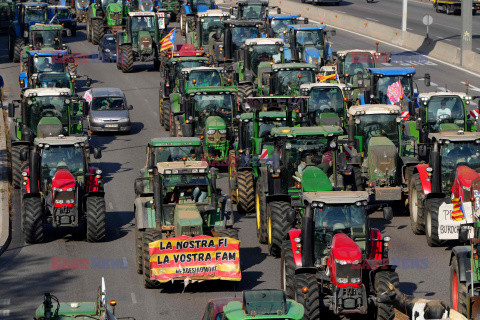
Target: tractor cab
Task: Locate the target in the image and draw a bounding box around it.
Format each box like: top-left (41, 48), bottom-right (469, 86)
top-left (240, 38), bottom-right (284, 81)
top-left (124, 12), bottom-right (159, 55)
top-left (300, 83), bottom-right (348, 127)
top-left (184, 0), bottom-right (216, 16)
top-left (28, 24), bottom-right (66, 51)
top-left (47, 5), bottom-right (77, 36)
top-left (16, 2), bottom-right (49, 31)
top-left (188, 9), bottom-right (229, 49)
top-left (179, 66), bottom-right (226, 90)
top-left (130, 0), bottom-right (155, 12)
top-left (336, 49), bottom-right (390, 87)
top-left (260, 63), bottom-right (317, 96)
top-left (232, 0), bottom-right (270, 20)
top-left (288, 24), bottom-right (334, 66)
top-left (265, 13), bottom-right (303, 39)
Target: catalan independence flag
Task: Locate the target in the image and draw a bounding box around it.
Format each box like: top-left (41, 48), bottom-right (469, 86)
top-left (160, 28), bottom-right (176, 52)
top-left (452, 197), bottom-right (466, 221)
top-left (318, 73), bottom-right (338, 83)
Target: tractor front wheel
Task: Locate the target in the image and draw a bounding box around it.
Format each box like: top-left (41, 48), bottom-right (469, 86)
top-left (268, 201), bottom-right (294, 258)
top-left (374, 271), bottom-right (400, 320)
top-left (163, 101), bottom-right (171, 131)
top-left (409, 173), bottom-right (425, 235)
top-left (91, 19), bottom-right (104, 45)
top-left (13, 38), bottom-right (24, 63)
top-left (23, 196), bottom-right (44, 244)
top-left (180, 11), bottom-right (187, 35)
top-left (450, 258), bottom-right (468, 316)
top-left (12, 145), bottom-right (28, 189)
top-left (86, 19), bottom-right (92, 42)
top-left (120, 45), bottom-right (134, 73)
top-left (281, 240), bottom-right (295, 299)
top-left (295, 273), bottom-right (320, 320)
top-left (143, 229), bottom-right (163, 289)
top-left (256, 180), bottom-right (268, 244)
top-left (425, 198), bottom-right (445, 247)
top-left (67, 63), bottom-right (77, 77)
top-left (86, 196), bottom-right (106, 242)
top-left (237, 83), bottom-right (254, 112)
top-left (136, 228), bottom-right (143, 274)
top-left (236, 171), bottom-right (255, 214)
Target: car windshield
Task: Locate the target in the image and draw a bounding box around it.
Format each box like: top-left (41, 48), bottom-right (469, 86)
top-left (92, 97), bottom-right (126, 111)
top-left (187, 70), bottom-right (222, 87)
top-left (308, 87), bottom-right (344, 119)
top-left (232, 26), bottom-right (259, 50)
top-left (32, 30), bottom-right (62, 49)
top-left (314, 205), bottom-right (366, 258)
top-left (101, 0), bottom-right (122, 7)
top-left (154, 146), bottom-right (202, 162)
top-left (40, 145), bottom-right (84, 180)
top-left (376, 75), bottom-right (412, 104)
top-left (33, 56), bottom-right (65, 73)
top-left (441, 142), bottom-right (480, 191)
top-left (355, 114), bottom-right (399, 152)
top-left (201, 16), bottom-right (224, 45)
top-left (276, 69), bottom-right (314, 95)
top-left (175, 60), bottom-right (207, 74)
top-left (25, 7), bottom-right (47, 23)
top-left (344, 52), bottom-right (375, 75)
top-left (296, 29), bottom-right (324, 47)
top-left (248, 44), bottom-right (282, 76)
top-left (240, 4), bottom-right (265, 19)
top-left (426, 96), bottom-right (465, 126)
top-left (103, 35), bottom-right (116, 45)
top-left (26, 96), bottom-right (69, 133)
top-left (271, 18), bottom-right (294, 35)
top-left (193, 94), bottom-right (234, 134)
top-left (131, 15), bottom-right (155, 32)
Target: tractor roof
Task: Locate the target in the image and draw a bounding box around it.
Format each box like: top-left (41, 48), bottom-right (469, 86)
top-left (90, 87), bottom-right (125, 98)
top-left (288, 24), bottom-right (326, 31)
top-left (271, 126), bottom-right (343, 137)
top-left (223, 19), bottom-right (264, 26)
top-left (181, 66), bottom-right (223, 73)
top-left (300, 83), bottom-right (346, 90)
top-left (368, 67), bottom-right (415, 76)
top-left (31, 23), bottom-right (63, 30)
top-left (157, 161), bottom-right (209, 174)
top-left (150, 137), bottom-right (202, 147)
top-left (240, 111), bottom-right (286, 120)
top-left (24, 87), bottom-right (71, 97)
top-left (128, 11), bottom-right (156, 16)
top-left (48, 5), bottom-right (69, 9)
top-left (349, 104), bottom-right (401, 116)
top-left (428, 131), bottom-right (480, 142)
top-left (336, 49), bottom-right (376, 57)
top-left (237, 0), bottom-right (269, 5)
top-left (27, 50), bottom-right (69, 56)
top-left (197, 9), bottom-right (229, 17)
top-left (186, 86), bottom-right (237, 94)
top-left (267, 13), bottom-right (299, 19)
top-left (245, 38), bottom-right (283, 46)
top-left (24, 2), bottom-right (48, 7)
top-left (418, 91), bottom-right (469, 100)
top-left (35, 135), bottom-right (88, 146)
top-left (303, 191), bottom-right (369, 204)
top-left (272, 63), bottom-right (316, 71)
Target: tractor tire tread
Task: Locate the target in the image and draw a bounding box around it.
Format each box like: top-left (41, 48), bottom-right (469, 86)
top-left (237, 171), bottom-right (255, 214)
top-left (86, 196), bottom-right (106, 242)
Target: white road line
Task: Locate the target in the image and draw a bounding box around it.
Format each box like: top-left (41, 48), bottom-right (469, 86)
top-left (444, 39), bottom-right (452, 42)
top-left (0, 299), bottom-right (10, 306)
top-left (0, 310), bottom-right (10, 316)
top-left (407, 28), bottom-right (414, 31)
top-left (381, 63), bottom-right (392, 66)
top-left (366, 17), bottom-right (379, 22)
top-left (131, 292), bottom-right (137, 304)
top-left (430, 82), bottom-right (438, 86)
top-left (122, 257), bottom-right (128, 268)
top-left (109, 202), bottom-right (113, 210)
top-left (437, 87), bottom-right (446, 91)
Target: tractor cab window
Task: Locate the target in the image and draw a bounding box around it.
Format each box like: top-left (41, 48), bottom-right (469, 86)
top-left (355, 114), bottom-right (399, 152)
top-left (92, 97), bottom-right (127, 111)
top-left (375, 75), bottom-right (412, 104)
top-left (131, 16), bottom-right (156, 43)
top-left (54, 7), bottom-right (71, 19)
top-left (231, 26), bottom-right (259, 51)
top-left (270, 18), bottom-right (294, 36)
top-left (193, 94), bottom-right (233, 134)
top-left (33, 56), bottom-right (64, 73)
top-left (188, 70), bottom-right (222, 87)
top-left (275, 69), bottom-right (314, 95)
top-left (426, 96), bottom-right (465, 130)
top-left (101, 0), bottom-right (122, 7)
top-left (40, 145), bottom-right (85, 180)
top-left (248, 44), bottom-right (282, 76)
top-left (191, 0), bottom-right (214, 7)
top-left (200, 16), bottom-right (224, 45)
top-left (37, 73), bottom-right (70, 89)
top-left (344, 52), bottom-right (374, 76)
top-left (154, 146), bottom-right (202, 162)
top-left (295, 30), bottom-right (324, 49)
top-left (174, 60), bottom-right (207, 74)
top-left (239, 4), bottom-right (265, 19)
top-left (441, 142), bottom-right (480, 191)
top-left (24, 6), bottom-right (47, 24)
top-left (253, 118), bottom-right (286, 143)
top-left (308, 87), bottom-right (344, 120)
top-left (162, 173), bottom-right (209, 204)
top-left (26, 96), bottom-right (69, 134)
top-left (313, 204), bottom-right (366, 258)
top-left (32, 30), bottom-right (61, 49)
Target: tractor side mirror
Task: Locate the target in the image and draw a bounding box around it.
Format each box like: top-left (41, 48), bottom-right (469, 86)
top-left (304, 18), bottom-right (308, 24)
top-left (93, 147), bottom-right (102, 159)
top-left (20, 148), bottom-right (29, 162)
top-left (128, 105), bottom-right (133, 110)
top-left (277, 7), bottom-right (281, 14)
top-left (459, 224), bottom-right (472, 243)
top-left (8, 103), bottom-right (15, 118)
top-left (424, 73), bottom-right (431, 87)
top-left (86, 77), bottom-right (92, 87)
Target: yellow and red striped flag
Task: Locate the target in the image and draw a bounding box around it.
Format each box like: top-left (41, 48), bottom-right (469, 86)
top-left (160, 28), bottom-right (176, 52)
top-left (451, 197), bottom-right (465, 221)
top-left (318, 73), bottom-right (338, 83)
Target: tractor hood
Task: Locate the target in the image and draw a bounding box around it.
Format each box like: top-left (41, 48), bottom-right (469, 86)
top-left (52, 169), bottom-right (76, 190)
top-left (106, 3), bottom-right (122, 26)
top-left (368, 136), bottom-right (397, 181)
top-left (138, 31), bottom-right (153, 50)
top-left (106, 2), bottom-right (122, 12)
top-left (37, 116), bottom-right (64, 138)
top-left (451, 165), bottom-right (480, 200)
top-left (439, 122), bottom-right (461, 132)
top-left (304, 46), bottom-right (322, 65)
top-left (76, 0), bottom-right (90, 9)
top-left (301, 166), bottom-right (332, 192)
top-left (174, 203), bottom-right (203, 237)
top-left (331, 233), bottom-right (361, 263)
top-left (205, 115), bottom-right (226, 130)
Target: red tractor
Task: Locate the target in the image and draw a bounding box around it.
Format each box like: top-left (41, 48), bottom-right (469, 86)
top-left (281, 191), bottom-right (399, 320)
top-left (408, 131), bottom-right (480, 246)
top-left (21, 135), bottom-right (105, 244)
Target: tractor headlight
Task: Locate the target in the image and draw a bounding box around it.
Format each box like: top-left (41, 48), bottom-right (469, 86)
top-left (334, 258), bottom-right (347, 265)
top-left (53, 187), bottom-right (63, 192)
top-left (337, 278), bottom-right (348, 284)
top-left (350, 277), bottom-right (361, 284)
top-left (207, 129), bottom-right (216, 135)
top-left (104, 48), bottom-right (110, 53)
top-left (219, 129), bottom-right (227, 134)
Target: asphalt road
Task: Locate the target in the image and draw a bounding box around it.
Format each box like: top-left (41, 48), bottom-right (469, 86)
top-left (293, 0), bottom-right (480, 53)
top-left (1, 18), bottom-right (480, 319)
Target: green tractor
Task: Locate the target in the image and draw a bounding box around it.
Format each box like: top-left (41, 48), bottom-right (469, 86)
top-left (86, 0), bottom-right (128, 45)
top-left (134, 160), bottom-right (237, 288)
top-left (335, 49), bottom-right (390, 87)
top-left (25, 24), bottom-right (67, 52)
top-left (258, 62), bottom-right (318, 97)
top-left (8, 87), bottom-right (85, 188)
top-left (156, 0), bottom-right (180, 22)
top-left (116, 11), bottom-right (167, 73)
top-left (186, 9), bottom-right (229, 52)
top-left (228, 0), bottom-right (275, 21)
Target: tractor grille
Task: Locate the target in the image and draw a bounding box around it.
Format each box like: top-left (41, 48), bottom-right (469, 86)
top-left (54, 190), bottom-right (76, 206)
top-left (181, 226), bottom-right (201, 237)
top-left (336, 263), bottom-right (361, 284)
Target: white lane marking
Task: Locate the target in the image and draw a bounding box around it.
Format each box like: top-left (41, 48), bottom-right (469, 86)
top-left (407, 28), bottom-right (413, 31)
top-left (430, 82), bottom-right (438, 86)
top-left (0, 310), bottom-right (10, 316)
top-left (462, 81), bottom-right (480, 92)
top-left (0, 299), bottom-right (10, 306)
top-left (109, 202), bottom-right (113, 210)
top-left (381, 63), bottom-right (392, 66)
top-left (444, 39), bottom-right (452, 42)
top-left (333, 10), bottom-right (346, 13)
top-left (437, 87), bottom-right (446, 91)
top-left (366, 17), bottom-right (379, 22)
top-left (122, 257), bottom-right (128, 267)
top-left (131, 292), bottom-right (137, 304)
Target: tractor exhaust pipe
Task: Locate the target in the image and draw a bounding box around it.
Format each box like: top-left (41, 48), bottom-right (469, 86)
top-left (347, 115), bottom-right (355, 147)
top-left (301, 205), bottom-right (314, 267)
top-left (431, 141), bottom-right (441, 194)
top-left (30, 148), bottom-right (40, 194)
top-left (153, 174), bottom-right (162, 229)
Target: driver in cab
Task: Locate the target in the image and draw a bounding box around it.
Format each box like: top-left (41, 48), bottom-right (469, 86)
top-left (436, 99), bottom-right (451, 122)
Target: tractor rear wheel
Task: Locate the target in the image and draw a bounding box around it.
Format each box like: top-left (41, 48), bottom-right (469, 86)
top-left (374, 271), bottom-right (400, 320)
top-left (180, 11), bottom-right (187, 35)
top-left (143, 229), bottom-right (163, 289)
top-left (12, 145), bottom-right (28, 189)
top-left (92, 19), bottom-right (104, 45)
top-left (256, 180), bottom-right (268, 244)
top-left (187, 16), bottom-right (195, 33)
top-left (281, 240), bottom-right (295, 299)
top-left (217, 228), bottom-right (239, 240)
top-left (23, 196), bottom-right (44, 244)
top-left (237, 83), bottom-right (254, 112)
top-left (352, 166), bottom-right (364, 190)
top-left (425, 197), bottom-right (444, 247)
top-left (13, 38), bottom-right (24, 63)
top-left (295, 273), bottom-right (320, 320)
top-left (237, 171), bottom-right (255, 214)
top-left (116, 46), bottom-right (122, 70)
top-left (86, 19), bottom-right (92, 42)
top-left (450, 258), bottom-right (468, 316)
top-left (67, 63), bottom-right (77, 77)
top-left (136, 229), bottom-right (143, 274)
top-left (268, 201), bottom-right (294, 257)
top-left (163, 101), bottom-right (170, 131)
top-left (121, 45), bottom-right (134, 73)
top-left (409, 173), bottom-right (425, 235)
top-left (86, 196), bottom-right (106, 242)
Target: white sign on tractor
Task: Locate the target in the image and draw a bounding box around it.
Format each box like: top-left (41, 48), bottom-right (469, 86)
top-left (438, 201), bottom-right (474, 240)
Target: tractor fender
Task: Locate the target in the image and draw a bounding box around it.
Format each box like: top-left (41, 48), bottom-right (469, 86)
top-left (183, 4), bottom-right (191, 14)
top-left (266, 193), bottom-right (290, 204)
top-left (85, 191), bottom-right (105, 198)
top-left (288, 229), bottom-right (302, 267)
top-left (170, 93), bottom-right (181, 113)
top-left (12, 21), bottom-right (21, 38)
top-left (450, 246), bottom-right (472, 284)
top-left (415, 163), bottom-right (431, 195)
top-left (134, 196), bottom-right (153, 230)
top-left (19, 72), bottom-right (28, 89)
top-left (368, 228), bottom-right (383, 260)
top-left (294, 267), bottom-right (317, 275)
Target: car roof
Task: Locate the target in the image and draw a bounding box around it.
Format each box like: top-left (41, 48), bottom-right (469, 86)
top-left (90, 87), bottom-right (125, 98)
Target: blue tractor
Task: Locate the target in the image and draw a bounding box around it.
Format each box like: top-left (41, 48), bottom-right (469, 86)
top-left (264, 13), bottom-right (307, 62)
top-left (288, 24), bottom-right (335, 66)
top-left (48, 5), bottom-right (77, 36)
top-left (179, 0), bottom-right (217, 36)
top-left (9, 2), bottom-right (49, 62)
top-left (74, 0), bottom-right (90, 22)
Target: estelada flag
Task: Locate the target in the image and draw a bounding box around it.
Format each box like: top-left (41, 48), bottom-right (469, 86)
top-left (160, 28), bottom-right (176, 52)
top-left (452, 197), bottom-right (466, 221)
top-left (387, 80), bottom-right (404, 105)
top-left (318, 73), bottom-right (338, 83)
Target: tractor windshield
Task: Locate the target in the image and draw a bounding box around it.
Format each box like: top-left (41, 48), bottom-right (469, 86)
top-left (36, 73), bottom-right (71, 89)
top-left (271, 18), bottom-right (294, 36)
top-left (40, 145), bottom-right (85, 179)
top-left (187, 70), bottom-right (222, 87)
top-left (32, 30), bottom-right (62, 49)
top-left (193, 94), bottom-right (234, 135)
top-left (313, 204), bottom-right (366, 258)
top-left (355, 114), bottom-right (399, 152)
top-left (174, 60), bottom-right (207, 74)
top-left (296, 29), bottom-right (324, 49)
top-left (275, 69), bottom-right (315, 95)
top-left (26, 96), bottom-right (70, 133)
top-left (54, 8), bottom-right (71, 19)
top-left (33, 56), bottom-right (65, 73)
top-left (308, 87), bottom-right (344, 120)
top-left (191, 0), bottom-right (214, 7)
top-left (343, 52), bottom-right (375, 76)
top-left (425, 96), bottom-right (465, 131)
top-left (375, 75), bottom-right (413, 104)
top-left (239, 4), bottom-right (266, 19)
top-left (248, 44), bottom-right (282, 76)
top-left (154, 146), bottom-right (202, 162)
top-left (92, 97), bottom-right (127, 111)
top-left (232, 26), bottom-right (259, 50)
top-left (101, 0), bottom-right (123, 7)
top-left (200, 16), bottom-right (224, 45)
top-left (24, 6), bottom-right (47, 24)
top-left (131, 15), bottom-right (155, 32)
top-left (441, 142), bottom-right (480, 191)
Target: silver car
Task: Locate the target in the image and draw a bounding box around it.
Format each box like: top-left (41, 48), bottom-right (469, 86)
top-left (88, 88), bottom-right (133, 134)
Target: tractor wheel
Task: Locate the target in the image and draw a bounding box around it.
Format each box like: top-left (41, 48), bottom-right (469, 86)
top-left (374, 271), bottom-right (400, 320)
top-left (23, 196), bottom-right (44, 244)
top-left (8, 34), bottom-right (13, 61)
top-left (237, 83), bottom-right (254, 112)
top-left (153, 59), bottom-right (160, 71)
top-left (180, 11), bottom-right (187, 36)
top-left (13, 38), bottom-right (24, 63)
top-left (86, 196), bottom-right (106, 242)
top-left (281, 240), bottom-right (295, 299)
top-left (163, 101), bottom-right (171, 131)
top-left (295, 273), bottom-right (320, 320)
top-left (67, 63), bottom-right (77, 77)
top-left (12, 145), bottom-right (28, 189)
top-left (92, 19), bottom-right (104, 45)
top-left (268, 201), bottom-right (294, 258)
top-left (450, 258), bottom-right (468, 316)
top-left (187, 16), bottom-right (195, 33)
top-left (86, 19), bottom-right (92, 42)
top-left (425, 197), bottom-right (444, 247)
top-left (228, 150), bottom-right (238, 202)
top-left (121, 45), bottom-right (134, 73)
top-left (256, 180), bottom-right (268, 244)
top-left (236, 171), bottom-right (255, 214)
top-left (217, 228), bottom-right (239, 240)
top-left (409, 173), bottom-right (425, 235)
top-left (158, 90), bottom-right (164, 126)
top-left (352, 166), bottom-right (364, 191)
top-left (136, 229), bottom-right (143, 274)
top-left (143, 229), bottom-right (163, 289)
top-left (116, 46), bottom-right (122, 70)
